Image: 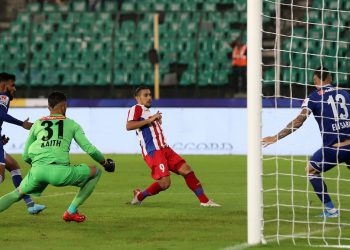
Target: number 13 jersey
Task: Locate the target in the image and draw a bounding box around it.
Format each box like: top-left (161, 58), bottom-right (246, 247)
top-left (302, 84), bottom-right (350, 147)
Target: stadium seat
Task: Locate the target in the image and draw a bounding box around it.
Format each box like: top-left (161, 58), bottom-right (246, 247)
top-left (180, 70), bottom-right (195, 86)
top-left (28, 2), bottom-right (41, 12)
top-left (95, 70), bottom-right (111, 85)
top-left (263, 69), bottom-right (275, 87)
top-left (71, 0), bottom-right (87, 12)
top-left (43, 3), bottom-right (57, 12)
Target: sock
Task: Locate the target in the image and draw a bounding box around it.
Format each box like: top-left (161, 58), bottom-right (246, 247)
top-left (0, 174), bottom-right (3, 184)
top-left (10, 170), bottom-right (34, 207)
top-left (137, 182), bottom-right (162, 201)
top-left (309, 173), bottom-right (333, 208)
top-left (0, 189), bottom-right (22, 212)
top-left (184, 171), bottom-right (209, 203)
top-left (67, 168), bottom-right (101, 214)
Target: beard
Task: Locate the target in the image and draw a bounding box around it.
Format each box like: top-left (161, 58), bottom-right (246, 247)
top-left (7, 91), bottom-right (13, 100)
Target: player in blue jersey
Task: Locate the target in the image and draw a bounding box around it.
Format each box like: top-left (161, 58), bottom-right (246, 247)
top-left (0, 73), bottom-right (45, 214)
top-left (262, 67), bottom-right (350, 218)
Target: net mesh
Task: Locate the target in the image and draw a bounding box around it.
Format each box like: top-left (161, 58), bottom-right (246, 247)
top-left (262, 0), bottom-right (350, 247)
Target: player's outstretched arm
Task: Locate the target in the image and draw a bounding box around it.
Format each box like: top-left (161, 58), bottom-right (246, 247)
top-left (22, 118), bottom-right (33, 130)
top-left (262, 108), bottom-right (310, 147)
top-left (126, 111), bottom-right (162, 130)
top-left (0, 105), bottom-right (32, 129)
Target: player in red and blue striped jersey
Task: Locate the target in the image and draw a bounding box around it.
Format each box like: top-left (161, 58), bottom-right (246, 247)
top-left (127, 86), bottom-right (220, 207)
top-left (262, 67), bottom-right (350, 218)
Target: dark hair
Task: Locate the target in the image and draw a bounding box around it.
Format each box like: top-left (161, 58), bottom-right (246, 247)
top-left (134, 85), bottom-right (151, 97)
top-left (0, 72), bottom-right (15, 82)
top-left (48, 91), bottom-right (67, 108)
top-left (314, 67), bottom-right (331, 82)
top-left (8, 73), bottom-right (16, 81)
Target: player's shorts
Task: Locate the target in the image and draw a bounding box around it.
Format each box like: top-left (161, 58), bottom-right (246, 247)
top-left (309, 144), bottom-right (350, 173)
top-left (144, 147), bottom-right (186, 180)
top-left (19, 163), bottom-right (92, 196)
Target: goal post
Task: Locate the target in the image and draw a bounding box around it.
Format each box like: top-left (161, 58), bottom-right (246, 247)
top-left (247, 0), bottom-right (263, 245)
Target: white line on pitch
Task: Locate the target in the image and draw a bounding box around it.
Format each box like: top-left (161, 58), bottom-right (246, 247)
top-left (222, 228), bottom-right (340, 250)
top-left (36, 192), bottom-right (241, 198)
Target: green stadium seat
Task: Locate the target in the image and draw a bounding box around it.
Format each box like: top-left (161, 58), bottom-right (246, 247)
top-left (169, 2), bottom-right (182, 11)
top-left (95, 70), bottom-right (111, 85)
top-left (28, 3), bottom-right (41, 12)
top-left (61, 70), bottom-right (74, 86)
top-left (154, 2), bottom-right (166, 11)
top-left (79, 70), bottom-right (95, 85)
top-left (214, 70), bottom-right (229, 86)
top-left (198, 71), bottom-right (213, 86)
top-left (180, 70), bottom-right (195, 86)
top-left (234, 0), bottom-right (246, 11)
top-left (71, 0), bottom-right (87, 12)
top-left (121, 2), bottom-right (136, 12)
top-left (263, 69), bottom-right (275, 87)
top-left (114, 70), bottom-right (128, 86)
top-left (282, 69), bottom-right (298, 84)
top-left (182, 1), bottom-right (196, 11)
top-left (43, 3), bottom-right (57, 12)
top-left (29, 71), bottom-right (42, 86)
top-left (335, 72), bottom-right (349, 87)
top-left (41, 69), bottom-right (59, 86)
top-left (103, 1), bottom-right (118, 11)
top-left (202, 3), bottom-right (216, 11)
top-left (13, 69), bottom-right (27, 86)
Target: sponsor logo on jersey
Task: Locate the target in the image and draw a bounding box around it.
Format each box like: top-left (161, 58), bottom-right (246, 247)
top-left (40, 116), bottom-right (66, 120)
top-left (0, 95), bottom-right (9, 107)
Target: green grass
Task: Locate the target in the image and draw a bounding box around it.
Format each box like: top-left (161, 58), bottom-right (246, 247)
top-left (0, 154), bottom-right (348, 249)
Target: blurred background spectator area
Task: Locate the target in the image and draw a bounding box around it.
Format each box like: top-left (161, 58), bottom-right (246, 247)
top-left (0, 0), bottom-right (253, 98)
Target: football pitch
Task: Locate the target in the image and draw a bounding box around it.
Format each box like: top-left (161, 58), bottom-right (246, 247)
top-left (0, 154), bottom-right (345, 250)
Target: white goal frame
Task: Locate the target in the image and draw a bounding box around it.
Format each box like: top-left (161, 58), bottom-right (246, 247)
top-left (247, 0), bottom-right (263, 245)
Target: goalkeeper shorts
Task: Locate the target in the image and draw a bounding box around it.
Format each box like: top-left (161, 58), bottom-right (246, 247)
top-left (19, 163), bottom-right (92, 196)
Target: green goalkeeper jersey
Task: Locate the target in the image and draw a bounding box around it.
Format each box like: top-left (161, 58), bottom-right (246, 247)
top-left (23, 114), bottom-right (104, 166)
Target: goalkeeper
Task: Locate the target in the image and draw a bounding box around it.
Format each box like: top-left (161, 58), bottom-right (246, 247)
top-left (262, 67), bottom-right (349, 218)
top-left (0, 91), bottom-right (115, 222)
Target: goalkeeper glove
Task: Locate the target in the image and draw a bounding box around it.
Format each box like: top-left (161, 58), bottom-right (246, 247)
top-left (103, 158), bottom-right (115, 172)
top-left (2, 135), bottom-right (9, 145)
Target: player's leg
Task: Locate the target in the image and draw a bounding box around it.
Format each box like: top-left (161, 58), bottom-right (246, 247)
top-left (0, 164), bottom-right (5, 185)
top-left (131, 151), bottom-right (170, 205)
top-left (164, 147), bottom-right (220, 207)
top-left (63, 164), bottom-right (101, 222)
top-left (308, 147), bottom-right (338, 217)
top-left (132, 176), bottom-right (171, 205)
top-left (0, 189), bottom-right (23, 212)
top-left (0, 168), bottom-right (47, 213)
top-left (0, 144), bottom-right (6, 184)
top-left (5, 153), bottom-right (46, 214)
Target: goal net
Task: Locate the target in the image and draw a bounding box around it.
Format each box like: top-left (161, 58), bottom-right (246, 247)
top-left (258, 0), bottom-right (350, 247)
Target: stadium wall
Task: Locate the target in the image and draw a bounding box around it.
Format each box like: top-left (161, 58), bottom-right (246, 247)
top-left (3, 107), bottom-right (320, 155)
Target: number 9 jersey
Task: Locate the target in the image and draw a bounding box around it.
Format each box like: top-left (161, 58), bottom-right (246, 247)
top-left (22, 114), bottom-right (104, 166)
top-left (302, 84), bottom-right (350, 147)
